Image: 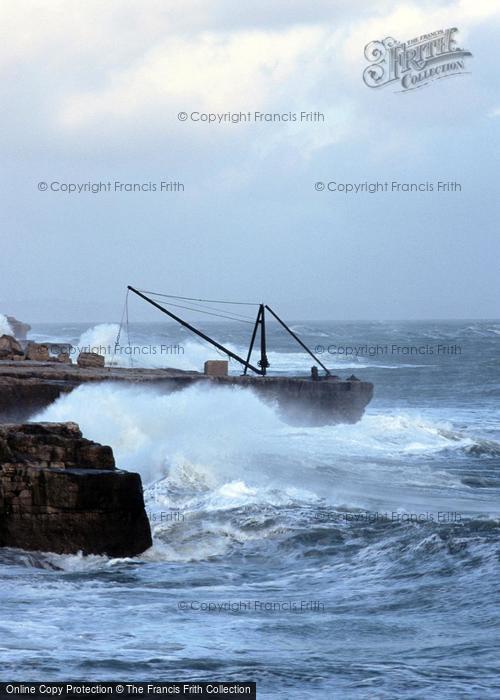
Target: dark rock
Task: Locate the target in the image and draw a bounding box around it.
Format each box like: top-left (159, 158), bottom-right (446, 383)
top-left (77, 351), bottom-right (105, 368)
top-left (0, 422), bottom-right (152, 556)
top-left (24, 342), bottom-right (50, 362)
top-left (0, 335), bottom-right (24, 361)
top-left (57, 352), bottom-right (72, 364)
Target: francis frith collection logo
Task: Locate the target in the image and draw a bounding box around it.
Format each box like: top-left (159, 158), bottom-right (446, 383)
top-left (363, 28), bottom-right (472, 92)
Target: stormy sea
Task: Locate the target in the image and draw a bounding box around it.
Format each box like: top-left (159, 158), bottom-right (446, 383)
top-left (1, 320), bottom-right (499, 699)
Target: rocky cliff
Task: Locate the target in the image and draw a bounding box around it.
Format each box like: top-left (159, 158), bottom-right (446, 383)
top-left (0, 422), bottom-right (152, 556)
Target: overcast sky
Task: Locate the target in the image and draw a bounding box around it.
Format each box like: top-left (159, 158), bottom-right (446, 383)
top-left (1, 0), bottom-right (499, 322)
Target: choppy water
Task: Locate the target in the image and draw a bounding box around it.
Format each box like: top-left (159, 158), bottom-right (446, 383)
top-left (1, 320), bottom-right (499, 699)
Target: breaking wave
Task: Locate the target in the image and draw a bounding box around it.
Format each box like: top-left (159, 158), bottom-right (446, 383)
top-left (35, 382), bottom-right (284, 486)
top-left (0, 313), bottom-right (13, 337)
top-left (76, 323), bottom-right (230, 371)
top-left (33, 382), bottom-right (496, 524)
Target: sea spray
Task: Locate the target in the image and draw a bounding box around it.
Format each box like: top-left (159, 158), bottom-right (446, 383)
top-left (76, 323), bottom-right (228, 371)
top-left (35, 382), bottom-right (285, 486)
top-left (0, 313), bottom-right (14, 336)
top-left (33, 381), bottom-right (484, 520)
top-left (77, 323), bottom-right (121, 358)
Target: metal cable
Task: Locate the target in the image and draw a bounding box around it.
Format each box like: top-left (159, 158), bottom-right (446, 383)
top-left (144, 298), bottom-right (255, 324)
top-left (138, 289), bottom-right (258, 306)
top-left (144, 294), bottom-right (255, 322)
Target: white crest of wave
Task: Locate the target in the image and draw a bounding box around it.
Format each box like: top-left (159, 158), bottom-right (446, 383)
top-left (44, 551), bottom-right (133, 571)
top-left (306, 412), bottom-right (467, 458)
top-left (33, 378), bottom-right (474, 548)
top-left (77, 323), bottom-right (226, 371)
top-left (0, 313), bottom-right (14, 336)
top-left (35, 382), bottom-right (285, 488)
top-left (76, 323), bottom-right (120, 362)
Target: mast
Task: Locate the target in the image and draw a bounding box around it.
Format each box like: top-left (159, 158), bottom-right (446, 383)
top-left (259, 304), bottom-right (269, 376)
top-left (243, 306), bottom-right (262, 376)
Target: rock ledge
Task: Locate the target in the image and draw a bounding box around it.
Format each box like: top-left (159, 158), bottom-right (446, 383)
top-left (0, 422), bottom-right (152, 556)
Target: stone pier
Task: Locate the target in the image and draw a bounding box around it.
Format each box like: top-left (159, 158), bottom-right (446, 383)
top-left (0, 361), bottom-right (373, 426)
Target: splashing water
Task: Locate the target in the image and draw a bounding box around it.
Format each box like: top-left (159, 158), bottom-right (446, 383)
top-left (0, 313), bottom-right (13, 336)
top-left (34, 381), bottom-right (496, 521)
top-left (36, 382), bottom-right (284, 486)
top-left (76, 323), bottom-right (225, 371)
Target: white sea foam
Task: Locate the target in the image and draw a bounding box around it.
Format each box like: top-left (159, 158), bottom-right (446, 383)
top-left (0, 313), bottom-right (14, 336)
top-left (76, 323), bottom-right (228, 371)
top-left (35, 382), bottom-right (284, 485)
top-left (77, 323), bottom-right (120, 354)
top-left (30, 380), bottom-right (495, 563)
top-left (34, 382), bottom-right (472, 506)
top-left (44, 550), bottom-right (135, 571)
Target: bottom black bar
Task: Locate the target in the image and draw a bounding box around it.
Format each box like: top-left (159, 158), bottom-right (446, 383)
top-left (0, 683), bottom-right (256, 700)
